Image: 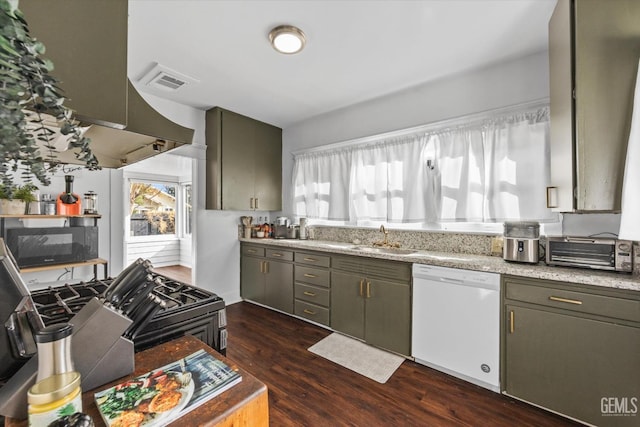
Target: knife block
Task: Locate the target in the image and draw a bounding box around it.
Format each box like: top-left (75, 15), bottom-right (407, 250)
top-left (0, 298), bottom-right (135, 419)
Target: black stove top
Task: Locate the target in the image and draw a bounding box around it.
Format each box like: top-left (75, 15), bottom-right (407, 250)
top-left (30, 275), bottom-right (223, 327)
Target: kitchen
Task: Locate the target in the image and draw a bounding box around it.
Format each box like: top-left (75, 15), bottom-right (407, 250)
top-left (1, 0), bottom-right (639, 426)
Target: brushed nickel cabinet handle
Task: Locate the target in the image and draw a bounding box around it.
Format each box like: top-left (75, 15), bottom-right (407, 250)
top-left (259, 261), bottom-right (264, 274)
top-left (255, 198), bottom-right (259, 209)
top-left (250, 198), bottom-right (255, 209)
top-left (303, 273), bottom-right (317, 278)
top-left (303, 257), bottom-right (317, 262)
top-left (549, 296), bottom-right (582, 305)
top-left (247, 249), bottom-right (257, 253)
top-left (272, 253), bottom-right (283, 257)
top-left (366, 281), bottom-right (371, 298)
top-left (359, 279), bottom-right (364, 297)
top-left (303, 309), bottom-right (316, 315)
top-left (303, 291), bottom-right (316, 297)
top-left (509, 310), bottom-right (515, 334)
top-left (263, 261), bottom-right (269, 274)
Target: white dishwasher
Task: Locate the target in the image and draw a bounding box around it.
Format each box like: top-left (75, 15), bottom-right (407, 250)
top-left (412, 264), bottom-right (500, 392)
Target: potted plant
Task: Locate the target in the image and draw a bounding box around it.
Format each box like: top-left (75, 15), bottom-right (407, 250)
top-left (0, 183), bottom-right (36, 214)
top-left (0, 0), bottom-right (98, 191)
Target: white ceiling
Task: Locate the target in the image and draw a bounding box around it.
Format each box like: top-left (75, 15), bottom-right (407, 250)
top-left (128, 0), bottom-right (557, 129)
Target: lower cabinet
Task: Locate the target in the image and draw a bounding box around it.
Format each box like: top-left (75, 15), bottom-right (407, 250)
top-left (293, 251), bottom-right (331, 326)
top-left (240, 245), bottom-right (293, 314)
top-left (331, 256), bottom-right (411, 356)
top-left (503, 275), bottom-right (640, 427)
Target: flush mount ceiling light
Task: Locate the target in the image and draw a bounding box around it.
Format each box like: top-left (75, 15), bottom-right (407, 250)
top-left (269, 25), bottom-right (306, 54)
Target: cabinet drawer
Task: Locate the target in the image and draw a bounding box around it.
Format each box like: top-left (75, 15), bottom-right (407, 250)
top-left (295, 266), bottom-right (330, 288)
top-left (266, 248), bottom-right (293, 261)
top-left (333, 255), bottom-right (411, 282)
top-left (295, 283), bottom-right (330, 307)
top-left (295, 300), bottom-right (329, 326)
top-left (295, 252), bottom-right (330, 268)
top-left (505, 281), bottom-right (640, 323)
top-left (242, 245), bottom-right (265, 257)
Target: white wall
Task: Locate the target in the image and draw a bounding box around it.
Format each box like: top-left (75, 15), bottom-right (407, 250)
top-left (281, 51), bottom-right (551, 217)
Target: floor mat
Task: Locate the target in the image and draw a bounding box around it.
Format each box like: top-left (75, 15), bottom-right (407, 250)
top-left (308, 333), bottom-right (404, 384)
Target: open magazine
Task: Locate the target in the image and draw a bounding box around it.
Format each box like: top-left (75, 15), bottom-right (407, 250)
top-left (95, 349), bottom-right (242, 427)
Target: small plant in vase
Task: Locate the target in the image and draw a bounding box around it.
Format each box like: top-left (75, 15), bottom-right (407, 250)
top-left (0, 183), bottom-right (37, 214)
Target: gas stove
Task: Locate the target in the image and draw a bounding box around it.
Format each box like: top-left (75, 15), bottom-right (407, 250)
top-left (30, 275), bottom-right (227, 354)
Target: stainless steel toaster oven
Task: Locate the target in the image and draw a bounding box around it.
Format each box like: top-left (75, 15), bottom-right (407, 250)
top-left (546, 236), bottom-right (633, 272)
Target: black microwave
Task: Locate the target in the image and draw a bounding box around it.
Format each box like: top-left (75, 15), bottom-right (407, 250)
top-left (5, 226), bottom-right (98, 268)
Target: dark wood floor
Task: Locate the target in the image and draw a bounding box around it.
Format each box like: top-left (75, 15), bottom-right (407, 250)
top-left (153, 265), bottom-right (192, 284)
top-left (226, 302), bottom-right (579, 427)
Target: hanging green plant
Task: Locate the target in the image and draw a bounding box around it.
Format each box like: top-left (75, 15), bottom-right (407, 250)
top-left (0, 0), bottom-right (98, 189)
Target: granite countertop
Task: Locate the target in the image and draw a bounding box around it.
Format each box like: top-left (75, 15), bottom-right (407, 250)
top-left (239, 238), bottom-right (640, 292)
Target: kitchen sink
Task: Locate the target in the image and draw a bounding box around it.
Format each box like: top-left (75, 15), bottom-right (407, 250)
top-left (348, 246), bottom-right (417, 255)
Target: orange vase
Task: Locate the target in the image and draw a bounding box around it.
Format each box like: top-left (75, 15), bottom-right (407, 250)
top-left (56, 175), bottom-right (81, 216)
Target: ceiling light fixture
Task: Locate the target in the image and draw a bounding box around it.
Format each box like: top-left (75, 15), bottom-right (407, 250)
top-left (268, 25), bottom-right (306, 54)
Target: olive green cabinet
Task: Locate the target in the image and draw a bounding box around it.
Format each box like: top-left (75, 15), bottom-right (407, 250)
top-left (293, 252), bottom-right (331, 326)
top-left (503, 276), bottom-right (640, 426)
top-left (240, 245), bottom-right (293, 314)
top-left (548, 0), bottom-right (640, 211)
top-left (20, 0), bottom-right (128, 128)
top-left (206, 107), bottom-right (282, 211)
top-left (331, 256), bottom-right (411, 356)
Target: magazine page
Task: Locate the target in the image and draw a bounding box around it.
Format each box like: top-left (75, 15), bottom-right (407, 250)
top-left (95, 349), bottom-right (242, 427)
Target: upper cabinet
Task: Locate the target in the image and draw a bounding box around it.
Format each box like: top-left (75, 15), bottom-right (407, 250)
top-left (18, 0), bottom-right (194, 168)
top-left (205, 108), bottom-right (282, 211)
top-left (548, 0), bottom-right (640, 212)
top-left (21, 0), bottom-right (128, 128)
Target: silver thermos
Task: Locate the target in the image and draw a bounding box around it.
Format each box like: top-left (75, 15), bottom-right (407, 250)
top-left (34, 323), bottom-right (75, 381)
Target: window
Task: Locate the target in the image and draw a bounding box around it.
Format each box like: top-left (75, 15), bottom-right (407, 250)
top-left (129, 181), bottom-right (177, 237)
top-left (183, 183), bottom-right (192, 236)
top-left (292, 103), bottom-right (557, 229)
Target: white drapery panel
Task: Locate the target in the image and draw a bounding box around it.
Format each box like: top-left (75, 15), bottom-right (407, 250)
top-left (292, 150), bottom-right (351, 220)
top-left (292, 105), bottom-right (553, 223)
top-left (484, 109), bottom-right (553, 221)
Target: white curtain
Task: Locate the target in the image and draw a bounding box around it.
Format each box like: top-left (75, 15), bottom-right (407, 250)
top-left (483, 109), bottom-right (553, 221)
top-left (292, 150), bottom-right (351, 220)
top-left (292, 105), bottom-right (553, 224)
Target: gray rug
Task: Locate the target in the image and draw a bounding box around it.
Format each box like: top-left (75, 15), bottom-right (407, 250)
top-left (308, 333), bottom-right (404, 383)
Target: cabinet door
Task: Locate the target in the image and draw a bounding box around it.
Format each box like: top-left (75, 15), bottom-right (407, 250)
top-left (331, 271), bottom-right (365, 339)
top-left (264, 260), bottom-right (293, 314)
top-left (365, 278), bottom-right (411, 356)
top-left (21, 0), bottom-right (128, 128)
top-left (221, 110), bottom-right (256, 210)
top-left (253, 120), bottom-right (282, 211)
top-left (548, 0), bottom-right (574, 211)
top-left (505, 305), bottom-right (640, 427)
top-left (240, 256), bottom-right (265, 304)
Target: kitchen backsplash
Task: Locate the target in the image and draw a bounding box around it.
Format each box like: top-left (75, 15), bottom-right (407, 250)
top-left (308, 226), bottom-right (495, 256)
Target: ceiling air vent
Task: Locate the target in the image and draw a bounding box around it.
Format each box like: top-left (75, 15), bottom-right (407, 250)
top-left (139, 63), bottom-right (199, 92)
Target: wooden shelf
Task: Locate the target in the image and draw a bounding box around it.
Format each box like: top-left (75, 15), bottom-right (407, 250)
top-left (20, 258), bottom-right (108, 279)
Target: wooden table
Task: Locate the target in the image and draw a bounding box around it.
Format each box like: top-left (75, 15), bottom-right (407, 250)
top-left (6, 336), bottom-right (269, 427)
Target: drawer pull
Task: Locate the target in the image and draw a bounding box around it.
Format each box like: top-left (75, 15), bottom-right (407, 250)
top-left (303, 309), bottom-right (316, 315)
top-left (247, 249), bottom-right (257, 253)
top-left (549, 296), bottom-right (583, 305)
top-left (272, 253), bottom-right (283, 257)
top-left (509, 310), bottom-right (515, 334)
top-left (303, 257), bottom-right (317, 262)
top-left (303, 273), bottom-right (317, 278)
top-left (303, 291), bottom-right (317, 297)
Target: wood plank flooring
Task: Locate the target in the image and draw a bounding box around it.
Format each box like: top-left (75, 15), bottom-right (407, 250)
top-left (226, 301), bottom-right (579, 427)
top-left (152, 265), bottom-right (192, 284)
